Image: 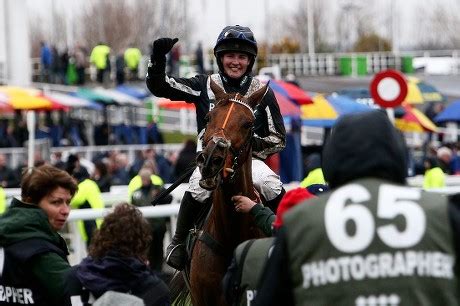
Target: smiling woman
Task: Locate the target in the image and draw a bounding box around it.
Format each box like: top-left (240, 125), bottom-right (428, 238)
top-left (0, 164), bottom-right (78, 306)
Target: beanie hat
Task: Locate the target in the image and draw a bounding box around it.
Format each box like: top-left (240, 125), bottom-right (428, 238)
top-left (273, 187), bottom-right (315, 229)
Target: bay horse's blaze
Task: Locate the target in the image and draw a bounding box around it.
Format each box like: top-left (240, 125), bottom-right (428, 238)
top-left (187, 80), bottom-right (268, 306)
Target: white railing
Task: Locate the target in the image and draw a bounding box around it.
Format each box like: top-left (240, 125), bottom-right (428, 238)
top-left (0, 143), bottom-right (186, 169)
top-left (7, 177), bottom-right (460, 265)
top-left (27, 49), bottom-right (460, 83)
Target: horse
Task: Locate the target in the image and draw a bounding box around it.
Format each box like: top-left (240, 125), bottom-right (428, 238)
top-left (171, 79), bottom-right (269, 306)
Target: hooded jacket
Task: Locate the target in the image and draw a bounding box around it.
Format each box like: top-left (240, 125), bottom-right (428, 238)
top-left (253, 111), bottom-right (460, 306)
top-left (322, 110), bottom-right (407, 188)
top-left (0, 198), bottom-right (71, 306)
top-left (70, 251), bottom-right (170, 306)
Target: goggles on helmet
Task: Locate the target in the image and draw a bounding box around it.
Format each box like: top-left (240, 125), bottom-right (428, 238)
top-left (219, 29), bottom-right (256, 43)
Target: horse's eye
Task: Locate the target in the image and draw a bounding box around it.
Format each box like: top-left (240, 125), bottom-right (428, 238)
top-left (204, 113), bottom-right (210, 123)
top-left (243, 121), bottom-right (253, 129)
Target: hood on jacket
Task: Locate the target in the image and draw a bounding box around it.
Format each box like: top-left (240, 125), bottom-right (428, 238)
top-left (322, 110), bottom-right (407, 189)
top-left (0, 198), bottom-right (63, 246)
top-left (76, 252), bottom-right (159, 298)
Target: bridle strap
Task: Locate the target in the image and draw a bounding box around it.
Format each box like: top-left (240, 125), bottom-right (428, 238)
top-left (221, 102), bottom-right (235, 130)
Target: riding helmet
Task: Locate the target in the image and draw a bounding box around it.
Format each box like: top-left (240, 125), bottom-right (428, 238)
top-left (214, 25), bottom-right (258, 75)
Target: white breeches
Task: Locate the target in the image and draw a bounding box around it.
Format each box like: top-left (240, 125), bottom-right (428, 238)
top-left (187, 158), bottom-right (283, 203)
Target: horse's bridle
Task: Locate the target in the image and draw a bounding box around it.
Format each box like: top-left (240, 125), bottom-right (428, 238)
top-left (200, 96), bottom-right (254, 182)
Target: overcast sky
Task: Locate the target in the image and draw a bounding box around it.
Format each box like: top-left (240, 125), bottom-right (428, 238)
top-left (25, 0), bottom-right (455, 51)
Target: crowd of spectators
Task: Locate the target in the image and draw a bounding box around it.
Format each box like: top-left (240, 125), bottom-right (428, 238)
top-left (38, 40), bottom-right (144, 86)
top-left (0, 139), bottom-right (197, 191)
top-left (0, 111), bottom-right (164, 148)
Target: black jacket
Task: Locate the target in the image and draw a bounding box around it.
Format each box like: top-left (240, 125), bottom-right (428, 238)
top-left (68, 251), bottom-right (170, 306)
top-left (146, 63), bottom-right (286, 160)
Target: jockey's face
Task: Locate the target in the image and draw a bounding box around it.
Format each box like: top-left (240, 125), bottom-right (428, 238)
top-left (221, 52), bottom-right (250, 79)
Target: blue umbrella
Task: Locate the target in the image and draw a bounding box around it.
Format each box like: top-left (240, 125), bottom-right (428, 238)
top-left (434, 101), bottom-right (460, 123)
top-left (326, 94), bottom-right (373, 115)
top-left (115, 85), bottom-right (150, 99)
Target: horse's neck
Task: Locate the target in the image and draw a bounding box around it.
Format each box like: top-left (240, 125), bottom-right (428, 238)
top-left (208, 157), bottom-right (255, 244)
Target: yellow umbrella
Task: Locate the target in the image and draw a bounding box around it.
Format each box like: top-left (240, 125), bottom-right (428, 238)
top-left (405, 77), bottom-right (445, 104)
top-left (0, 86), bottom-right (52, 109)
top-left (300, 94), bottom-right (338, 127)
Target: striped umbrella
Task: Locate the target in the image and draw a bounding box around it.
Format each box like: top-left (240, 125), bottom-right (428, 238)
top-left (301, 93), bottom-right (372, 127)
top-left (0, 86), bottom-right (52, 109)
top-left (394, 103), bottom-right (437, 133)
top-left (405, 77), bottom-right (445, 104)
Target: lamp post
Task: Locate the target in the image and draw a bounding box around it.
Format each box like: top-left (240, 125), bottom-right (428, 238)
top-left (307, 0), bottom-right (315, 56)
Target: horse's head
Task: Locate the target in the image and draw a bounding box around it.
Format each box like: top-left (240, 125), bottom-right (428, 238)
top-left (197, 80), bottom-right (267, 190)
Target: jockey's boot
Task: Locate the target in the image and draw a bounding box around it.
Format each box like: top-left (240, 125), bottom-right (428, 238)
top-left (265, 187), bottom-right (286, 213)
top-left (165, 191), bottom-right (200, 270)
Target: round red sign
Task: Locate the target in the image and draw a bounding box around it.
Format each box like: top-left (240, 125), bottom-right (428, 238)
top-left (370, 70), bottom-right (408, 108)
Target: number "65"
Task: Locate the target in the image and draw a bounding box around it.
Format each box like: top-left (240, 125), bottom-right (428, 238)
top-left (325, 184), bottom-right (426, 253)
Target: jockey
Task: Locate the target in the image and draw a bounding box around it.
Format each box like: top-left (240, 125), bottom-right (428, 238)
top-left (146, 25), bottom-right (286, 270)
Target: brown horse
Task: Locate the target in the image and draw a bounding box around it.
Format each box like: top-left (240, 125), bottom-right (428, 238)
top-left (174, 80), bottom-right (267, 306)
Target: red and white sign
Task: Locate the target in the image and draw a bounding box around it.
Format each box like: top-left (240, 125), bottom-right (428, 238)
top-left (370, 70), bottom-right (408, 108)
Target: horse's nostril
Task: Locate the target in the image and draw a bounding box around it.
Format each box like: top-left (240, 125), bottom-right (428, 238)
top-left (212, 156), bottom-right (224, 167)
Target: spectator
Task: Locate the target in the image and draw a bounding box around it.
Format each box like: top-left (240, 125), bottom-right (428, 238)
top-left (423, 156), bottom-right (446, 189)
top-left (167, 44), bottom-right (180, 77)
top-left (67, 203), bottom-right (171, 306)
top-left (254, 110), bottom-right (460, 305)
top-left (437, 146), bottom-right (453, 174)
top-left (146, 120), bottom-right (164, 144)
top-left (74, 45), bottom-right (88, 85)
top-left (115, 52), bottom-right (125, 85)
top-left (172, 139), bottom-right (197, 182)
top-left (40, 41), bottom-right (52, 83)
top-left (110, 152), bottom-right (130, 186)
top-left (93, 160), bottom-right (112, 193)
top-left (50, 46), bottom-right (62, 84)
top-left (0, 153), bottom-right (20, 188)
top-left (299, 153), bottom-right (326, 188)
top-left (90, 42), bottom-right (111, 85)
top-left (128, 160), bottom-right (163, 199)
top-left (67, 154), bottom-right (104, 246)
top-left (0, 186), bottom-right (5, 214)
top-left (131, 168), bottom-right (172, 273)
top-left (124, 44), bottom-right (142, 81)
top-left (129, 148), bottom-right (172, 184)
top-left (0, 165), bottom-right (78, 305)
top-left (195, 42), bottom-right (204, 74)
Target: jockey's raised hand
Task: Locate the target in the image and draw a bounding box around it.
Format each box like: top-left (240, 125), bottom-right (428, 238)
top-left (151, 37), bottom-right (178, 62)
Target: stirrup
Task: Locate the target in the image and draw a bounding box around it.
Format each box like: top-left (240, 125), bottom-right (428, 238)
top-left (165, 243), bottom-right (187, 270)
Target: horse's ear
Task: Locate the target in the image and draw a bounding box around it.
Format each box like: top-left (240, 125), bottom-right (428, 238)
top-left (248, 84), bottom-right (268, 108)
top-left (210, 79), bottom-right (226, 102)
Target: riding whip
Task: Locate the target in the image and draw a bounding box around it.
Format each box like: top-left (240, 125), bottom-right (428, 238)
top-left (151, 166), bottom-right (195, 206)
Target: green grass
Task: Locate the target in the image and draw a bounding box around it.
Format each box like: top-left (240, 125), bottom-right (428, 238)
top-left (163, 131), bottom-right (196, 144)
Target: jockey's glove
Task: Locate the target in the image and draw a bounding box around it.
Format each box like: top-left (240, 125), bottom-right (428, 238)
top-left (151, 37), bottom-right (179, 63)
